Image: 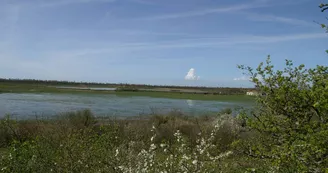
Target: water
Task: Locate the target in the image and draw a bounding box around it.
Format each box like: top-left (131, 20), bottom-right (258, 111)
top-left (0, 93), bottom-right (252, 119)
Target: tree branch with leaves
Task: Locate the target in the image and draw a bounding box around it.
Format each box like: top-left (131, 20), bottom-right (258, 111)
top-left (236, 56), bottom-right (328, 172)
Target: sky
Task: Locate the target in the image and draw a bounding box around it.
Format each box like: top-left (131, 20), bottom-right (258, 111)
top-left (0, 0), bottom-right (327, 87)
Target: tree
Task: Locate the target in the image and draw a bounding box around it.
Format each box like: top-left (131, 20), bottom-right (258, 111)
top-left (319, 3), bottom-right (328, 53)
top-left (236, 56), bottom-right (328, 172)
top-left (320, 3), bottom-right (328, 12)
top-left (320, 4), bottom-right (328, 33)
top-left (319, 3), bottom-right (328, 32)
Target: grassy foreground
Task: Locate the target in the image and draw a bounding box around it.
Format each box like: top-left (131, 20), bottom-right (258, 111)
top-left (0, 109), bottom-right (266, 172)
top-left (0, 83), bottom-right (254, 102)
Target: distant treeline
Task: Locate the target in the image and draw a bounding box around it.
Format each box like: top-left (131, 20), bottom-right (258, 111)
top-left (0, 78), bottom-right (253, 94)
top-left (0, 78), bottom-right (115, 86)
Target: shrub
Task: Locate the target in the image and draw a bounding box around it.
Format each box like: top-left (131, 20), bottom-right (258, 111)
top-left (237, 56), bottom-right (328, 172)
top-left (0, 111), bottom-right (248, 172)
top-left (59, 109), bottom-right (97, 129)
top-left (0, 122), bottom-right (235, 173)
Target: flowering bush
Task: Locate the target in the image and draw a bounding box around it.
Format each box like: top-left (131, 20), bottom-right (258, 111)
top-left (115, 124), bottom-right (233, 173)
top-left (0, 113), bottom-right (240, 173)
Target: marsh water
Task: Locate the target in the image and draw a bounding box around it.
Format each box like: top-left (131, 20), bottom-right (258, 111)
top-left (0, 93), bottom-right (252, 119)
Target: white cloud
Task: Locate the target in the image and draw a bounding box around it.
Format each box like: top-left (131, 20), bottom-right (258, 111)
top-left (137, 2), bottom-right (268, 20)
top-left (233, 76), bottom-right (250, 81)
top-left (40, 0), bottom-right (116, 7)
top-left (185, 68), bottom-right (200, 80)
top-left (244, 12), bottom-right (315, 27)
top-left (9, 0), bottom-right (117, 8)
top-left (234, 75), bottom-right (265, 82)
top-left (50, 32), bottom-right (326, 55)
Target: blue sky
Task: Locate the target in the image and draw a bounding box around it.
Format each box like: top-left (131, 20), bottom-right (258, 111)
top-left (0, 0), bottom-right (327, 87)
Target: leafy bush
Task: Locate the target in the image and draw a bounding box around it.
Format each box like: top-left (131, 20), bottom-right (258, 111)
top-left (237, 57), bottom-right (328, 172)
top-left (0, 111), bottom-right (247, 172)
top-left (60, 109), bottom-right (97, 129)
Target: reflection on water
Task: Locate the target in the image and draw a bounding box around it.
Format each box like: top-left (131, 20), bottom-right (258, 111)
top-left (186, 99), bottom-right (194, 107)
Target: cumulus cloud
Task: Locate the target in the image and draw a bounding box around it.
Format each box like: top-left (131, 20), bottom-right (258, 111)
top-left (185, 68), bottom-right (200, 80)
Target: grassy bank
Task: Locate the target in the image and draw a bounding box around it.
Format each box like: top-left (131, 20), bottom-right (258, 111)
top-left (0, 109), bottom-right (266, 172)
top-left (0, 83), bottom-right (255, 102)
top-left (114, 91), bottom-right (254, 102)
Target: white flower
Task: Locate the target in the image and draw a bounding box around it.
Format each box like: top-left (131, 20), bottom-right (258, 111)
top-left (115, 149), bottom-right (119, 157)
top-left (182, 154), bottom-right (190, 160)
top-left (192, 160), bottom-right (198, 165)
top-left (150, 144), bottom-right (156, 150)
top-left (217, 151), bottom-right (233, 159)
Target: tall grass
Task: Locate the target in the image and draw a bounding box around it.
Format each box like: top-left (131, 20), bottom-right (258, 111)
top-left (0, 109), bottom-right (266, 172)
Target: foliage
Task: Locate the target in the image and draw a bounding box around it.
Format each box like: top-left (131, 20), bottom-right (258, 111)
top-left (0, 110), bottom-right (259, 172)
top-left (0, 78), bottom-right (251, 95)
top-left (60, 109), bottom-right (97, 129)
top-left (237, 56), bottom-right (328, 172)
top-left (319, 3), bottom-right (328, 53)
top-left (320, 3), bottom-right (328, 12)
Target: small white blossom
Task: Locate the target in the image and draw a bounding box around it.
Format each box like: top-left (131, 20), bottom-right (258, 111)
top-left (150, 144), bottom-right (156, 151)
top-left (192, 160), bottom-right (198, 165)
top-left (115, 149), bottom-right (119, 157)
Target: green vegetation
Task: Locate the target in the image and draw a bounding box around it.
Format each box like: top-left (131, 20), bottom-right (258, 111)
top-left (0, 78), bottom-right (251, 94)
top-left (0, 5), bottom-right (327, 172)
top-left (320, 3), bottom-right (328, 12)
top-left (2, 55), bottom-right (327, 172)
top-left (0, 110), bottom-right (254, 172)
top-left (114, 91), bottom-right (254, 102)
top-left (319, 3), bottom-right (328, 53)
top-left (236, 57), bottom-right (328, 172)
top-left (0, 82), bottom-right (254, 102)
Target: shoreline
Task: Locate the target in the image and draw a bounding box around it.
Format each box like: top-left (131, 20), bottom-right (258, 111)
top-left (0, 86), bottom-right (255, 102)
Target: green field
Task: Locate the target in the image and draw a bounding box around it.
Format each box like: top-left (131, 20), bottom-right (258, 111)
top-left (0, 83), bottom-right (254, 102)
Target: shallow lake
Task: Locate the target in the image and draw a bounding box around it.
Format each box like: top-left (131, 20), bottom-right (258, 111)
top-left (0, 93), bottom-right (253, 119)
